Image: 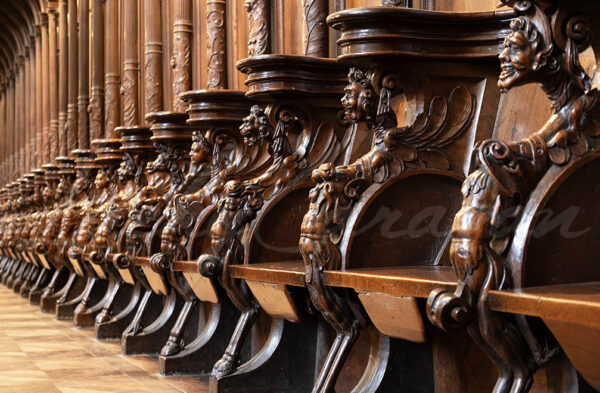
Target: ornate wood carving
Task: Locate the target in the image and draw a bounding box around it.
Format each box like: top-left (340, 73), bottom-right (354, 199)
top-left (58, 0), bottom-right (68, 156)
top-left (41, 13), bottom-right (50, 164)
top-left (122, 0), bottom-right (139, 126)
top-left (67, 0), bottom-right (79, 153)
top-left (48, 8), bottom-right (59, 160)
top-left (426, 2), bottom-right (600, 392)
top-left (246, 0), bottom-right (270, 56)
top-left (303, 0), bottom-right (328, 57)
top-left (89, 0), bottom-right (105, 141)
top-left (206, 0), bottom-right (227, 89)
top-left (144, 0), bottom-right (163, 115)
top-left (171, 0), bottom-right (192, 112)
top-left (104, 0), bottom-right (120, 138)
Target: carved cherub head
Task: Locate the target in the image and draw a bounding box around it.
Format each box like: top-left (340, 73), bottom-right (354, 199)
top-left (94, 169), bottom-right (109, 190)
top-left (240, 105), bottom-right (269, 146)
top-left (189, 131), bottom-right (212, 166)
top-left (498, 16), bottom-right (556, 91)
top-left (342, 68), bottom-right (377, 125)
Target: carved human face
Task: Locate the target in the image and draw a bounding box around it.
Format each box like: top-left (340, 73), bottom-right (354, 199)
top-left (498, 30), bottom-right (537, 90)
top-left (94, 170), bottom-right (108, 189)
top-left (244, 0), bottom-right (254, 12)
top-left (56, 179), bottom-right (66, 197)
top-left (190, 140), bottom-right (209, 165)
top-left (117, 160), bottom-right (133, 183)
top-left (72, 176), bottom-right (86, 195)
top-left (341, 82), bottom-right (375, 123)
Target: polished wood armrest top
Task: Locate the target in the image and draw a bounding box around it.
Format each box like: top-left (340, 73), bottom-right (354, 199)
top-left (489, 282), bottom-right (600, 327)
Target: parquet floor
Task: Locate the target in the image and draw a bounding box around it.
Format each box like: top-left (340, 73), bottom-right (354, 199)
top-left (0, 286), bottom-right (209, 393)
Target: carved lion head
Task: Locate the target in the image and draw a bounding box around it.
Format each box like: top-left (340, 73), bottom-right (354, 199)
top-left (240, 105), bottom-right (269, 146)
top-left (342, 68), bottom-right (377, 125)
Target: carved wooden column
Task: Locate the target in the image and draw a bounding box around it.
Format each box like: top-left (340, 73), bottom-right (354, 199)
top-left (29, 37), bottom-right (36, 170)
top-left (67, 0), bottom-right (79, 152)
top-left (303, 0), bottom-right (328, 57)
top-left (171, 0), bottom-right (191, 111)
top-left (122, 0), bottom-right (139, 126)
top-left (58, 0), bottom-right (68, 156)
top-left (6, 77), bottom-right (13, 178)
top-left (104, 0), bottom-right (120, 138)
top-left (206, 0), bottom-right (227, 89)
top-left (49, 7), bottom-right (59, 159)
top-left (35, 26), bottom-right (42, 167)
top-left (78, 0), bottom-right (90, 148)
top-left (89, 0), bottom-right (104, 141)
top-left (17, 60), bottom-right (24, 176)
top-left (144, 0), bottom-right (163, 115)
top-left (246, 0), bottom-right (270, 56)
top-left (42, 13), bottom-right (50, 164)
top-left (24, 49), bottom-right (30, 172)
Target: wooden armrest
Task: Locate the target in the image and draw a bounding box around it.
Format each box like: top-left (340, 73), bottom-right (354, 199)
top-left (323, 266), bottom-right (456, 298)
top-left (489, 282), bottom-right (600, 327)
top-left (172, 260), bottom-right (199, 273)
top-left (229, 262), bottom-right (306, 287)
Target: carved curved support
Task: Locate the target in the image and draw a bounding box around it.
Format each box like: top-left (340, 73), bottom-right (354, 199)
top-left (426, 2), bottom-right (600, 391)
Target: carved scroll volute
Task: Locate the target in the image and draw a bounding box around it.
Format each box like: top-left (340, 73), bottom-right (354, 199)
top-left (206, 0), bottom-right (227, 89)
top-left (171, 0), bottom-right (192, 112)
top-left (246, 0), bottom-right (270, 56)
top-left (426, 2), bottom-right (600, 391)
top-left (303, 0), bottom-right (328, 57)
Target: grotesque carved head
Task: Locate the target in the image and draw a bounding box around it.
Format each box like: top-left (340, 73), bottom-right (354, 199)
top-left (342, 68), bottom-right (377, 125)
top-left (240, 105), bottom-right (269, 146)
top-left (189, 131), bottom-right (212, 166)
top-left (244, 0), bottom-right (255, 12)
top-left (498, 16), bottom-right (557, 90)
top-left (117, 155), bottom-right (135, 183)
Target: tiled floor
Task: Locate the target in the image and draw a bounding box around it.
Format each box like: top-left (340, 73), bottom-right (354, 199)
top-left (0, 286), bottom-right (209, 393)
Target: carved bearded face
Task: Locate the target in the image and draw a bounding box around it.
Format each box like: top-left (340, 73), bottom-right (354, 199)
top-left (240, 106), bottom-right (268, 146)
top-left (342, 69), bottom-right (376, 124)
top-left (498, 17), bottom-right (545, 90)
top-left (117, 159), bottom-right (134, 183)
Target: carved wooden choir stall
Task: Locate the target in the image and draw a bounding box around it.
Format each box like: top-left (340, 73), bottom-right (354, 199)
top-left (0, 0), bottom-right (598, 392)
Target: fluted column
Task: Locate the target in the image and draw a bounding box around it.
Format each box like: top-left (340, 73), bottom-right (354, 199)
top-left (121, 0), bottom-right (139, 126)
top-left (104, 0), bottom-right (120, 137)
top-left (78, 0), bottom-right (90, 148)
top-left (7, 77), bottom-right (14, 178)
top-left (49, 7), bottom-right (59, 159)
top-left (42, 13), bottom-right (50, 164)
top-left (171, 0), bottom-right (191, 111)
top-left (17, 60), bottom-right (24, 176)
top-left (144, 0), bottom-right (163, 115)
top-left (90, 0), bottom-right (104, 141)
top-left (67, 0), bottom-right (79, 152)
top-left (58, 0), bottom-right (68, 156)
top-left (206, 0), bottom-right (227, 89)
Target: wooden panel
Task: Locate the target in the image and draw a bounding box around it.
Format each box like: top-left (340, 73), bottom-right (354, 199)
top-left (246, 280), bottom-right (302, 322)
top-left (358, 291), bottom-right (426, 342)
top-left (434, 0), bottom-right (503, 12)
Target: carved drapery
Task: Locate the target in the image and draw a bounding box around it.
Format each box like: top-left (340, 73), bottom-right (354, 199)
top-left (206, 0), bottom-right (227, 89)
